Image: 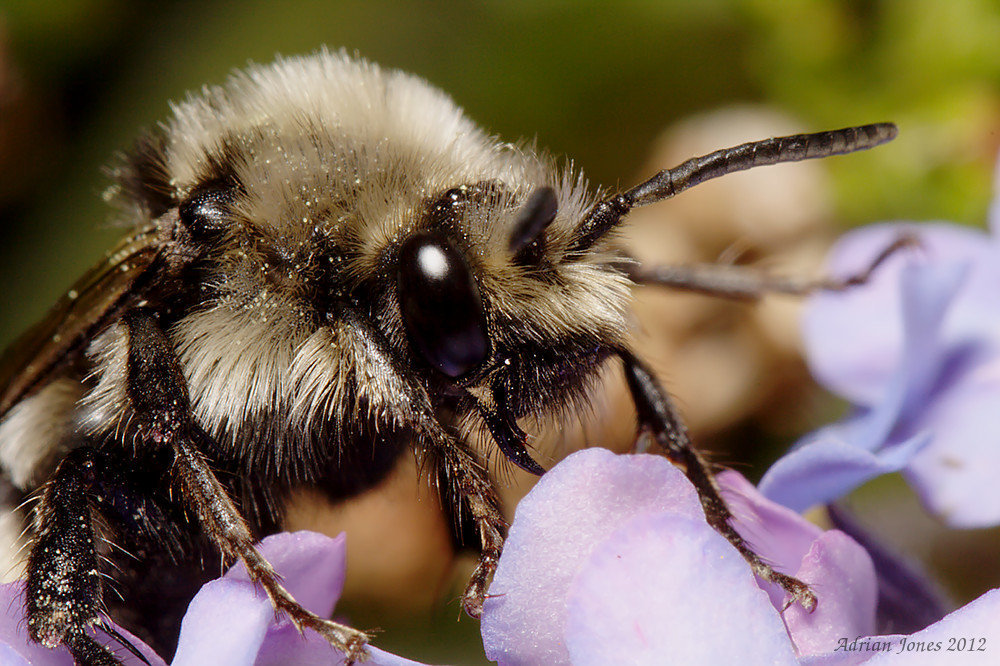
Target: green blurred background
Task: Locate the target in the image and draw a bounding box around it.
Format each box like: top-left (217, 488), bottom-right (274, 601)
top-left (1, 0), bottom-right (999, 662)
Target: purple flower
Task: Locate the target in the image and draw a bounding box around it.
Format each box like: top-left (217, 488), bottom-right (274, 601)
top-left (758, 155), bottom-right (1000, 526)
top-left (0, 531), bottom-right (425, 665)
top-left (482, 449), bottom-right (1000, 664)
top-left (481, 448), bottom-right (883, 664)
top-left (759, 165), bottom-right (1000, 526)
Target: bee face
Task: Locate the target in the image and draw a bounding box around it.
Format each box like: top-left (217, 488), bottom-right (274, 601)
top-left (94, 54), bottom-right (633, 479)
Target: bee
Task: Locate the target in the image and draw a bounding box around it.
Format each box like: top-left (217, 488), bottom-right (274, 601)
top-left (0, 49), bottom-right (897, 664)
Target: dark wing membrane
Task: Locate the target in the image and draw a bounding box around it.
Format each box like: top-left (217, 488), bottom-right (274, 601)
top-left (0, 226), bottom-right (162, 417)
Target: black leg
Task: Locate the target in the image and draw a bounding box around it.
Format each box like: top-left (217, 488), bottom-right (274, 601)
top-left (434, 441), bottom-right (506, 619)
top-left (170, 430), bottom-right (367, 659)
top-left (623, 235), bottom-right (914, 300)
top-left (618, 348), bottom-right (817, 611)
top-left (86, 444), bottom-right (207, 659)
top-left (119, 308), bottom-right (370, 661)
top-left (25, 446), bottom-right (145, 666)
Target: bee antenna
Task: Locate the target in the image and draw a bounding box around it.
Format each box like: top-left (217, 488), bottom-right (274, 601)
top-left (508, 186), bottom-right (559, 255)
top-left (570, 122), bottom-right (898, 253)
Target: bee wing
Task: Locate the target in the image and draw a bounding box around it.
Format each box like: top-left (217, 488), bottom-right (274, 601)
top-left (0, 225), bottom-right (162, 417)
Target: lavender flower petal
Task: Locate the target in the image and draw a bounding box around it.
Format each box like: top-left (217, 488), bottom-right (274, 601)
top-left (0, 644), bottom-right (31, 666)
top-left (904, 370), bottom-right (1000, 526)
top-left (719, 472), bottom-right (878, 653)
top-left (175, 530), bottom-right (424, 666)
top-left (480, 449), bottom-right (705, 666)
top-left (482, 450), bottom-right (879, 665)
top-left (804, 224), bottom-right (994, 407)
top-left (762, 258), bottom-right (966, 513)
top-left (0, 582), bottom-right (74, 665)
top-left (864, 589), bottom-right (1000, 665)
top-left (172, 577), bottom-right (273, 666)
top-left (758, 424), bottom-right (929, 513)
top-left (254, 623), bottom-right (426, 666)
top-left (803, 590), bottom-right (1000, 666)
top-left (224, 530), bottom-right (346, 618)
top-left (988, 153), bottom-right (1000, 236)
top-left (563, 513), bottom-right (797, 666)
top-left (174, 531), bottom-right (348, 665)
top-left (719, 470), bottom-right (821, 566)
top-left (782, 531), bottom-right (878, 657)
top-left (781, 190), bottom-right (1000, 525)
top-left (802, 224), bottom-right (917, 407)
top-left (2, 531), bottom-right (426, 666)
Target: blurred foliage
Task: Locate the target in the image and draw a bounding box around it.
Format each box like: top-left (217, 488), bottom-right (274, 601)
top-left (1, 1), bottom-right (998, 662)
top-left (739, 0), bottom-right (1000, 226)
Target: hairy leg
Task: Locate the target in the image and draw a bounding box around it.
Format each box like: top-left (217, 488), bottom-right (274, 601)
top-left (618, 348), bottom-right (816, 611)
top-left (431, 441), bottom-right (506, 618)
top-left (26, 446), bottom-right (149, 665)
top-left (121, 308), bottom-right (369, 661)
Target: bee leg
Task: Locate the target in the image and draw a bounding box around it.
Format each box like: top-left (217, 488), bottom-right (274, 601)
top-left (121, 308), bottom-right (370, 662)
top-left (618, 348), bottom-right (817, 612)
top-left (172, 436), bottom-right (369, 660)
top-left (25, 446), bottom-right (137, 666)
top-left (622, 234), bottom-right (914, 300)
top-left (428, 439), bottom-right (505, 619)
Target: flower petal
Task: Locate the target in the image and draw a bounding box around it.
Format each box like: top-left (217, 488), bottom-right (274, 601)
top-left (864, 589), bottom-right (1000, 665)
top-left (800, 588), bottom-right (1000, 665)
top-left (720, 469), bottom-right (822, 566)
top-left (804, 224), bottom-right (915, 406)
top-left (782, 531), bottom-right (878, 657)
top-left (905, 364), bottom-right (1000, 526)
top-left (174, 531), bottom-right (356, 666)
top-left (225, 531), bottom-right (347, 618)
top-left (827, 505), bottom-right (948, 634)
top-left (564, 513), bottom-right (797, 666)
top-left (0, 644), bottom-right (31, 666)
top-left (253, 624), bottom-right (428, 666)
top-left (172, 578), bottom-right (272, 666)
top-left (480, 449), bottom-right (704, 666)
top-left (988, 152), bottom-right (1000, 237)
top-left (804, 224), bottom-right (987, 407)
top-left (0, 582), bottom-right (74, 665)
top-left (791, 218), bottom-right (1000, 524)
top-left (718, 472), bottom-right (878, 647)
top-left (758, 424), bottom-right (929, 513)
top-left (764, 255), bottom-right (966, 512)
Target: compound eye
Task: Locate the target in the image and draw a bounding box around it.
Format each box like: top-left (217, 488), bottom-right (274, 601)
top-left (178, 188), bottom-right (233, 239)
top-left (397, 231), bottom-right (489, 378)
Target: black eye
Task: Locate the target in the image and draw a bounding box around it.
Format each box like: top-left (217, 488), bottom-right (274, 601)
top-left (397, 231), bottom-right (489, 378)
top-left (178, 188), bottom-right (233, 239)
